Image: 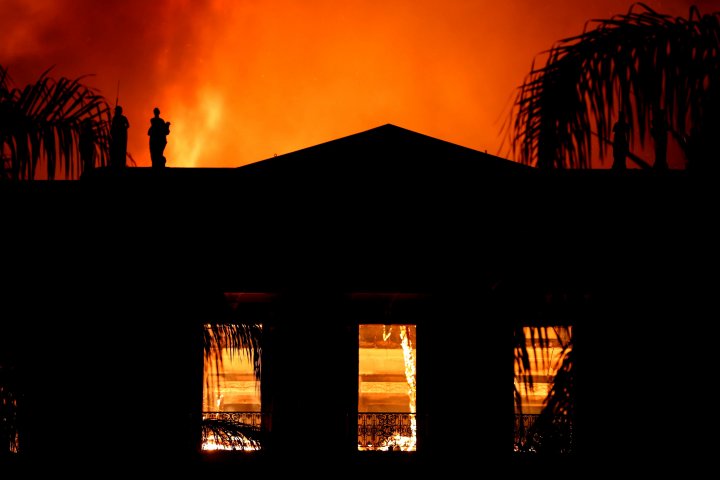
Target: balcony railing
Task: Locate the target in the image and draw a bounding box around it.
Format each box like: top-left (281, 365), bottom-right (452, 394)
top-left (203, 412), bottom-right (566, 454)
top-left (514, 413), bottom-right (573, 454)
top-left (358, 413), bottom-right (417, 451)
top-left (202, 412), bottom-right (263, 451)
top-left (203, 411), bottom-right (263, 427)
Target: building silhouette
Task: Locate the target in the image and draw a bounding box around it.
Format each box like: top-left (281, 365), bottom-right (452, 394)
top-left (1, 124), bottom-right (711, 475)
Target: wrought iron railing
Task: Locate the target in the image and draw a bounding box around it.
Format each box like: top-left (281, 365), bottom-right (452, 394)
top-left (202, 411), bottom-right (263, 451)
top-left (358, 413), bottom-right (417, 451)
top-left (514, 413), bottom-right (573, 454)
top-left (203, 411), bottom-right (263, 426)
top-left (202, 411), bottom-right (570, 454)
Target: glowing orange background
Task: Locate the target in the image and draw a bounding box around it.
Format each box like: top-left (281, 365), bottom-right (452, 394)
top-left (0, 0), bottom-right (707, 169)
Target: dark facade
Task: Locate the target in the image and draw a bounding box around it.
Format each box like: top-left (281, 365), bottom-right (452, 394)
top-left (1, 125), bottom-right (713, 475)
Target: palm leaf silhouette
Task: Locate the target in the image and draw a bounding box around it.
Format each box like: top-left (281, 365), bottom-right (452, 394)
top-left (503, 3), bottom-right (720, 170)
top-left (514, 325), bottom-right (574, 454)
top-left (1, 65), bottom-right (112, 180)
top-left (203, 323), bottom-right (263, 449)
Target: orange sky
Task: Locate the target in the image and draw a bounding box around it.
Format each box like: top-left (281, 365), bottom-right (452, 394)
top-left (0, 0), bottom-right (710, 169)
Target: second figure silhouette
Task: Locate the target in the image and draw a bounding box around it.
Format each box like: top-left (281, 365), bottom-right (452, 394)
top-left (148, 107), bottom-right (170, 168)
top-left (110, 105), bottom-right (130, 169)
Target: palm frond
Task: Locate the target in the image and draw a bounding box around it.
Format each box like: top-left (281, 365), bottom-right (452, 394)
top-left (1, 65), bottom-right (112, 180)
top-left (203, 323), bottom-right (262, 381)
top-left (504, 3), bottom-right (720, 169)
top-left (514, 325), bottom-right (574, 454)
top-left (201, 417), bottom-right (262, 451)
top-left (201, 321), bottom-right (263, 452)
top-left (522, 347), bottom-right (574, 454)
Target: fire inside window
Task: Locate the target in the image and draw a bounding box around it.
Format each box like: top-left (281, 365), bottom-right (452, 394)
top-left (202, 324), bottom-right (262, 451)
top-left (514, 325), bottom-right (573, 454)
top-left (358, 324), bottom-right (417, 452)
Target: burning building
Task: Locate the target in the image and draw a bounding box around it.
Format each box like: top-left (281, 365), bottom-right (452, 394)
top-left (1, 124), bottom-right (709, 475)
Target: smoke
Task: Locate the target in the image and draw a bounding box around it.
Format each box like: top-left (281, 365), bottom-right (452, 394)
top-left (1, 0), bottom-right (707, 168)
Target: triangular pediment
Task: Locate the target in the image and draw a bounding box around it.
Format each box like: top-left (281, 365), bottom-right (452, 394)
top-left (239, 123), bottom-right (529, 179)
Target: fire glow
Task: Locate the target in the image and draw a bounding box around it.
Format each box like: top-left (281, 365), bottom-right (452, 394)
top-left (359, 324), bottom-right (417, 452)
top-left (1, 0), bottom-right (698, 171)
top-left (201, 325), bottom-right (261, 452)
top-left (399, 326), bottom-right (417, 451)
top-left (201, 432), bottom-right (259, 452)
top-left (515, 326), bottom-right (572, 414)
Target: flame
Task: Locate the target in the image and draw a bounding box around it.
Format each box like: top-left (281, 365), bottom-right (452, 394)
top-left (166, 88), bottom-right (225, 167)
top-left (202, 325), bottom-right (261, 451)
top-left (358, 324), bottom-right (417, 451)
top-left (399, 325), bottom-right (417, 451)
top-left (201, 434), bottom-right (260, 452)
top-left (2, 0), bottom-right (698, 171)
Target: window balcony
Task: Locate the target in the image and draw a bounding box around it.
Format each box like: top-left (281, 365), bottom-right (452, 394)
top-left (358, 412), bottom-right (417, 451)
top-left (202, 411), bottom-right (419, 452)
top-left (514, 413), bottom-right (573, 454)
top-left (202, 412), bottom-right (263, 451)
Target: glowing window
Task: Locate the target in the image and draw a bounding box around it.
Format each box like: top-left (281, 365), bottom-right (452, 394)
top-left (202, 323), bottom-right (262, 451)
top-left (514, 325), bottom-right (573, 454)
top-left (358, 324), bottom-right (417, 452)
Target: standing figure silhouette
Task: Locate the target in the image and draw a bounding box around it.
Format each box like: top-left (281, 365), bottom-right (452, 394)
top-left (109, 105), bottom-right (130, 169)
top-left (612, 114), bottom-right (629, 170)
top-left (148, 107), bottom-right (170, 168)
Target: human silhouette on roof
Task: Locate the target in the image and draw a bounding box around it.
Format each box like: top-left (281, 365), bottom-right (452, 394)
top-left (612, 113), bottom-right (629, 170)
top-left (148, 107), bottom-right (170, 168)
top-left (110, 105), bottom-right (129, 169)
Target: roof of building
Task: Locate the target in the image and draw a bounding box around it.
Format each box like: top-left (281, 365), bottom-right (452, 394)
top-left (66, 123), bottom-right (702, 294)
top-left (240, 123), bottom-right (530, 177)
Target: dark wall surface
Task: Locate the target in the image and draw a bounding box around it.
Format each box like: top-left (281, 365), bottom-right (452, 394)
top-left (1, 165), bottom-right (714, 475)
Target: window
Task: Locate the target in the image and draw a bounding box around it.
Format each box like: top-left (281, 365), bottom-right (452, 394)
top-left (358, 324), bottom-right (417, 452)
top-left (202, 322), bottom-right (262, 451)
top-left (514, 325), bottom-right (573, 454)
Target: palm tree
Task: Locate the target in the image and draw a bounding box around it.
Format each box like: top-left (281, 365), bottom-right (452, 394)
top-left (0, 66), bottom-right (114, 454)
top-left (504, 3), bottom-right (720, 170)
top-left (508, 3), bottom-right (720, 455)
top-left (0, 65), bottom-right (112, 180)
top-left (507, 2), bottom-right (705, 454)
